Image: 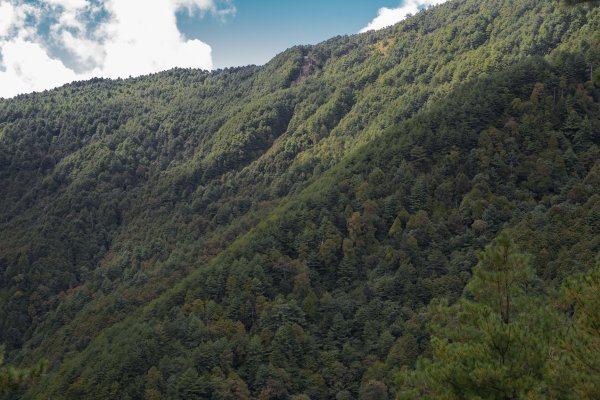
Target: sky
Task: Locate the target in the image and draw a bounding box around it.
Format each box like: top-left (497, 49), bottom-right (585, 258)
top-left (0, 0), bottom-right (448, 98)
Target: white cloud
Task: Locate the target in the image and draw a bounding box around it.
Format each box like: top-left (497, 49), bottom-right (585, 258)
top-left (0, 2), bottom-right (39, 39)
top-left (360, 0), bottom-right (448, 33)
top-left (173, 0), bottom-right (235, 19)
top-left (98, 0), bottom-right (213, 79)
top-left (0, 0), bottom-right (234, 98)
top-left (43, 0), bottom-right (87, 10)
top-left (0, 38), bottom-right (77, 96)
top-left (59, 29), bottom-right (105, 70)
top-left (0, 2), bottom-right (17, 37)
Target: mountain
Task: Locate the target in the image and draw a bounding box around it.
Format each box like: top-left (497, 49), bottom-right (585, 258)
top-left (0, 0), bottom-right (598, 398)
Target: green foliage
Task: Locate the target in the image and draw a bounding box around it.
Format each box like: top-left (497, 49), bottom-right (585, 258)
top-left (396, 233), bottom-right (554, 399)
top-left (466, 233), bottom-right (534, 324)
top-left (0, 345), bottom-right (45, 398)
top-left (0, 0), bottom-right (598, 399)
top-left (397, 238), bottom-right (600, 400)
top-left (549, 262), bottom-right (600, 399)
top-left (562, 0), bottom-right (598, 5)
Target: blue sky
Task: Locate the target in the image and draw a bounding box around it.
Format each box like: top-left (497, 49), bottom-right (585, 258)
top-left (177, 0), bottom-right (399, 69)
top-left (0, 0), bottom-right (448, 97)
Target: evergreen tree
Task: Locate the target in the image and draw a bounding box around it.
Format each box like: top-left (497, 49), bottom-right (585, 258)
top-left (397, 233), bottom-right (555, 399)
top-left (549, 263), bottom-right (600, 399)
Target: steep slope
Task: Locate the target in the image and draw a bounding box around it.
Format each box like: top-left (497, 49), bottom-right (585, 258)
top-left (31, 52), bottom-right (600, 400)
top-left (0, 0), bottom-right (598, 399)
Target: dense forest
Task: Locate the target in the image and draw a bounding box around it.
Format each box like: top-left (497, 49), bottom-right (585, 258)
top-left (0, 0), bottom-right (598, 398)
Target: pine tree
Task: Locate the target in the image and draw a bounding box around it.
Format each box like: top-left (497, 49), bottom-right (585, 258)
top-left (397, 232), bottom-right (555, 399)
top-left (549, 263), bottom-right (600, 399)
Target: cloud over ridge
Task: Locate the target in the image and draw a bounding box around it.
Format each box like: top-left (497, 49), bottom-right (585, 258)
top-left (360, 0), bottom-right (448, 33)
top-left (0, 0), bottom-right (235, 98)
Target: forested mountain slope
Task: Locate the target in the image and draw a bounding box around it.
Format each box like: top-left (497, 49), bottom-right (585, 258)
top-left (0, 0), bottom-right (598, 398)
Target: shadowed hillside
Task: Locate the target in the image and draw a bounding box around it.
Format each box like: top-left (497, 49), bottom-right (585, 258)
top-left (0, 0), bottom-right (598, 398)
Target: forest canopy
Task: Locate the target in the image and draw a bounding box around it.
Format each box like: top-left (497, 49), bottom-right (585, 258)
top-left (0, 0), bottom-right (598, 398)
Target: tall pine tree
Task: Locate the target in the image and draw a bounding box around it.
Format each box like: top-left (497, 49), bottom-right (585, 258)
top-left (397, 233), bottom-right (556, 399)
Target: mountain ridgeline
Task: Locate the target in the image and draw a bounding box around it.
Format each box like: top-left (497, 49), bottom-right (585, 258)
top-left (0, 0), bottom-right (599, 398)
